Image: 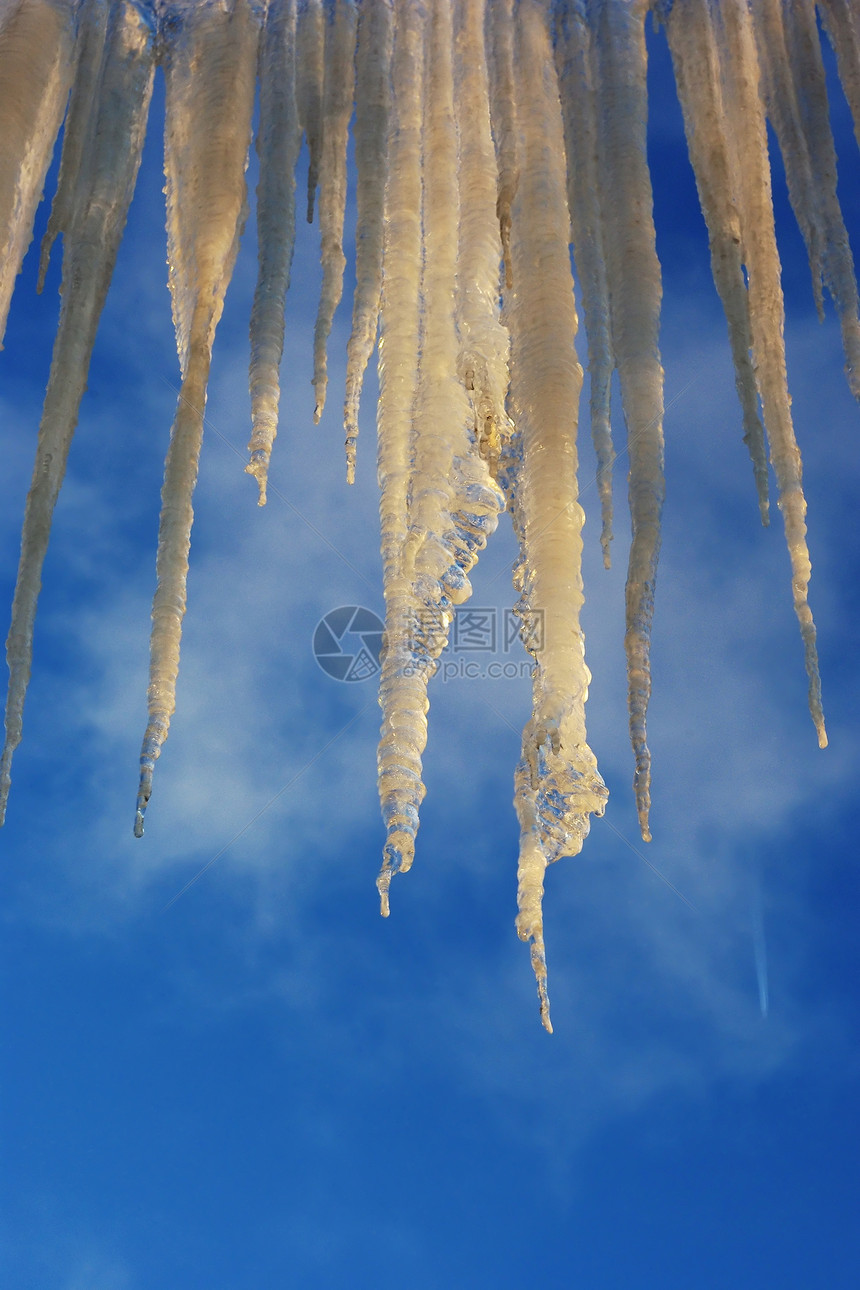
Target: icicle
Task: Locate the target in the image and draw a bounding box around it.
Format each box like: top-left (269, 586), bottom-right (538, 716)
top-left (592, 0), bottom-right (665, 843)
top-left (1, 0), bottom-right (155, 825)
top-left (486, 0), bottom-right (518, 291)
top-left (135, 0), bottom-right (261, 837)
top-left (375, 0), bottom-right (426, 913)
top-left (718, 0), bottom-right (826, 749)
top-left (343, 0), bottom-right (393, 482)
top-left (818, 0), bottom-right (860, 152)
top-left (783, 0), bottom-right (860, 400)
top-left (661, 0), bottom-right (769, 523)
top-left (0, 0), bottom-right (76, 347)
top-left (376, 0), bottom-right (505, 913)
top-left (37, 0), bottom-right (109, 292)
top-left (311, 0), bottom-right (357, 424)
top-left (453, 0), bottom-right (512, 479)
top-left (750, 0), bottom-right (860, 397)
top-left (505, 0), bottom-right (607, 1031)
top-left (246, 0), bottom-right (301, 505)
top-left (296, 0), bottom-right (324, 225)
top-left (555, 0), bottom-right (617, 565)
top-left (752, 0), bottom-right (825, 317)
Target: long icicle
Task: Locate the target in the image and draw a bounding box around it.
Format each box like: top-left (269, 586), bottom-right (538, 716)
top-left (135, 0), bottom-right (261, 836)
top-left (0, 0), bottom-right (76, 347)
top-left (376, 0), bottom-right (505, 913)
top-left (0, 0), bottom-right (156, 824)
top-left (506, 0), bottom-right (607, 1031)
top-left (718, 0), bottom-right (826, 749)
top-left (343, 0), bottom-right (393, 482)
top-left (592, 0), bottom-right (665, 844)
top-left (375, 0), bottom-right (426, 910)
top-left (246, 0), bottom-right (301, 506)
top-left (661, 0), bottom-right (769, 522)
top-left (312, 0), bottom-right (357, 424)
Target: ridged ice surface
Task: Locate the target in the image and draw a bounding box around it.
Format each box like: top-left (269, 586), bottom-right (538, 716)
top-left (1, 0), bottom-right (854, 1026)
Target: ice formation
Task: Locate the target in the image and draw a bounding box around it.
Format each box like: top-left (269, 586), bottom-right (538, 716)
top-left (0, 0), bottom-right (856, 1027)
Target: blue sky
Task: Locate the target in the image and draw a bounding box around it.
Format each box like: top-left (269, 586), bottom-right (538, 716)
top-left (1, 14), bottom-right (859, 1289)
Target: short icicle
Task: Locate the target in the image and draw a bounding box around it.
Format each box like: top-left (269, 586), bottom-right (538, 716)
top-left (312, 0), bottom-right (357, 424)
top-left (296, 0), bottom-right (324, 225)
top-left (453, 0), bottom-right (512, 479)
top-left (661, 0), bottom-right (769, 522)
top-left (247, 0), bottom-right (301, 505)
top-left (343, 0), bottom-right (393, 481)
top-left (135, 0), bottom-right (261, 836)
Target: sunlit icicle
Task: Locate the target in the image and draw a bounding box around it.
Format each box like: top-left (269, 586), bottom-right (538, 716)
top-left (312, 0), bottom-right (357, 424)
top-left (375, 0), bottom-right (505, 915)
top-left (375, 0), bottom-right (426, 913)
top-left (555, 0), bottom-right (616, 565)
top-left (718, 0), bottom-right (826, 749)
top-left (661, 0), bottom-right (769, 523)
top-left (296, 0), bottom-right (324, 224)
top-left (343, 0), bottom-right (393, 482)
top-left (135, 0), bottom-right (261, 837)
top-left (506, 0), bottom-right (607, 1032)
top-left (246, 0), bottom-right (301, 505)
top-left (454, 0), bottom-right (512, 479)
top-left (592, 0), bottom-right (665, 843)
top-left (37, 0), bottom-right (109, 292)
top-left (486, 0), bottom-right (518, 290)
top-left (0, 0), bottom-right (156, 825)
top-left (0, 0), bottom-right (76, 347)
top-left (784, 0), bottom-right (860, 399)
top-left (817, 0), bottom-right (860, 151)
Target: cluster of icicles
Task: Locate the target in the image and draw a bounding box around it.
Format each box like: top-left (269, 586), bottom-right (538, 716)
top-left (0, 0), bottom-right (857, 1028)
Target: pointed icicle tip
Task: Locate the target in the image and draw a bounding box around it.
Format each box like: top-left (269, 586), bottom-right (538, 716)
top-left (134, 761), bottom-right (153, 838)
top-left (376, 868), bottom-right (391, 917)
top-left (245, 460), bottom-right (268, 506)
